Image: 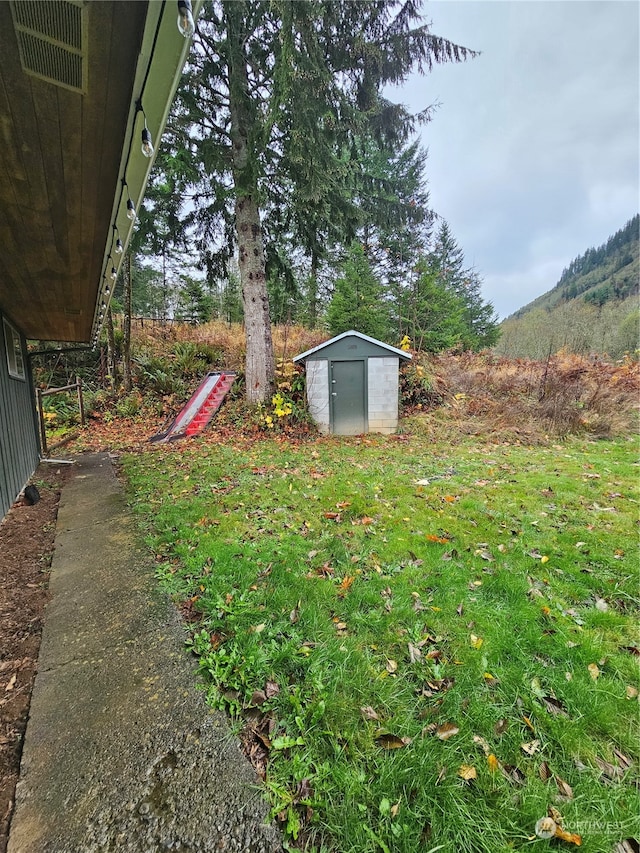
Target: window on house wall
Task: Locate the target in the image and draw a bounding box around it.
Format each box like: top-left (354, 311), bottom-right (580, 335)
top-left (3, 318), bottom-right (26, 380)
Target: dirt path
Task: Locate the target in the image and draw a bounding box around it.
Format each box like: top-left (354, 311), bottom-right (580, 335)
top-left (0, 464), bottom-right (72, 853)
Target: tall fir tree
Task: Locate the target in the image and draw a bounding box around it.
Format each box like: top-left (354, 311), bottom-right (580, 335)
top-left (153, 1), bottom-right (475, 402)
top-left (398, 255), bottom-right (467, 352)
top-left (327, 243), bottom-right (390, 339)
top-left (429, 220), bottom-right (500, 350)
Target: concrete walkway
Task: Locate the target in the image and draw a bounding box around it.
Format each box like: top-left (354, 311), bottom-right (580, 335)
top-left (8, 453), bottom-right (282, 853)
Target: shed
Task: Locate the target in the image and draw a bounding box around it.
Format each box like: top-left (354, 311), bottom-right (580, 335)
top-left (293, 330), bottom-right (411, 436)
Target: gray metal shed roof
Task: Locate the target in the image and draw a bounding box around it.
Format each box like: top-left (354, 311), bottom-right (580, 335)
top-left (293, 330), bottom-right (412, 363)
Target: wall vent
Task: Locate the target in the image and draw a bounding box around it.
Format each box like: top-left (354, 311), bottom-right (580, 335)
top-left (9, 1), bottom-right (86, 93)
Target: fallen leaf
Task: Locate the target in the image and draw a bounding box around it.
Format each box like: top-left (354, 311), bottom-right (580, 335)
top-left (595, 755), bottom-right (625, 781)
top-left (420, 677), bottom-right (454, 697)
top-left (436, 722), bottom-right (459, 740)
top-left (588, 663), bottom-right (600, 680)
top-left (390, 801), bottom-right (400, 819)
top-left (294, 778), bottom-right (313, 803)
top-left (265, 680), bottom-right (280, 699)
top-left (542, 695), bottom-right (569, 717)
top-left (538, 761), bottom-right (552, 781)
top-left (360, 705), bottom-right (379, 721)
top-left (250, 689), bottom-right (267, 705)
top-left (501, 764), bottom-right (526, 785)
top-left (375, 733), bottom-right (411, 749)
top-left (5, 673), bottom-right (17, 692)
top-left (613, 748), bottom-right (632, 770)
top-left (474, 548), bottom-right (494, 561)
top-left (625, 685), bottom-right (638, 699)
top-left (495, 718), bottom-right (508, 735)
top-left (324, 511), bottom-right (341, 521)
top-left (408, 643), bottom-right (422, 663)
top-left (337, 575), bottom-right (355, 596)
top-left (595, 597), bottom-right (609, 612)
top-left (473, 734), bottom-right (491, 755)
top-left (426, 534), bottom-right (449, 544)
top-left (523, 715), bottom-right (536, 732)
top-left (469, 634), bottom-right (483, 649)
top-left (540, 555), bottom-right (550, 564)
top-left (555, 826), bottom-right (582, 845)
top-left (613, 840), bottom-right (640, 852)
top-left (521, 739), bottom-right (541, 756)
top-left (386, 658), bottom-right (398, 674)
top-left (456, 602), bottom-right (464, 616)
top-left (555, 774), bottom-right (573, 800)
top-left (458, 764), bottom-right (477, 781)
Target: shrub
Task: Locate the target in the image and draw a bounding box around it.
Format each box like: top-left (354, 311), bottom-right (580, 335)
top-left (400, 358), bottom-right (445, 411)
top-left (133, 352), bottom-right (185, 397)
top-left (115, 392), bottom-right (143, 419)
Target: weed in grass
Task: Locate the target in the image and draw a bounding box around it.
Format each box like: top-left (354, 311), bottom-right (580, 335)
top-left (123, 431), bottom-right (640, 852)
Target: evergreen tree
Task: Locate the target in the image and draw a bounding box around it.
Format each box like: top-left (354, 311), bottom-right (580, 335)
top-left (356, 138), bottom-right (432, 326)
top-left (175, 276), bottom-right (214, 324)
top-left (155, 0), bottom-right (475, 402)
top-left (327, 243), bottom-right (390, 339)
top-left (429, 220), bottom-right (500, 350)
top-left (398, 256), bottom-right (466, 352)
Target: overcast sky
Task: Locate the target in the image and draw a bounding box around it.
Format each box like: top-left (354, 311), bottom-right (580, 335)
top-left (392, 0), bottom-right (639, 318)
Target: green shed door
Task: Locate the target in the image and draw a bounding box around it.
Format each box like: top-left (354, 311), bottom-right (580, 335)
top-left (330, 360), bottom-right (366, 435)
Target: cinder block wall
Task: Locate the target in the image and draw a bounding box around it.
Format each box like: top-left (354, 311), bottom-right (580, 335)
top-left (367, 356), bottom-right (399, 434)
top-left (306, 360), bottom-right (330, 433)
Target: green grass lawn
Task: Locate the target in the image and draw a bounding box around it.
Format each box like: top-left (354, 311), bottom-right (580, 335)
top-left (122, 420), bottom-right (640, 852)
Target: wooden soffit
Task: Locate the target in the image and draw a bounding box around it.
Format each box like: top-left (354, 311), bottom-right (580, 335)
top-left (0, 0), bottom-right (196, 343)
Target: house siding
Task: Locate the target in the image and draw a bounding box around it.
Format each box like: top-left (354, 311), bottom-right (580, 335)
top-left (0, 311), bottom-right (40, 519)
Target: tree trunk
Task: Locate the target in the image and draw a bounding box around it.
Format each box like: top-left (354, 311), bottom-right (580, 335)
top-left (235, 192), bottom-right (274, 403)
top-left (227, 4), bottom-right (274, 404)
top-left (123, 253), bottom-right (132, 393)
top-left (308, 251), bottom-right (319, 328)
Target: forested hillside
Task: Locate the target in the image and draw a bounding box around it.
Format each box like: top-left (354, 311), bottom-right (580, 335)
top-left (497, 216), bottom-right (639, 359)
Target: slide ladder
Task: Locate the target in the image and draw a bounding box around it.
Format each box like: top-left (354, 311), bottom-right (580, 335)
top-left (149, 372), bottom-right (236, 443)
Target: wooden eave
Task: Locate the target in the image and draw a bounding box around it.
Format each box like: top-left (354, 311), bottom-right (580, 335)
top-left (0, 0), bottom-right (196, 343)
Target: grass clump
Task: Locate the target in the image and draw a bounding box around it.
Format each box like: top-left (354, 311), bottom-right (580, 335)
top-left (123, 430), bottom-right (639, 852)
